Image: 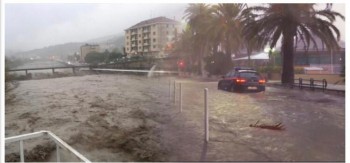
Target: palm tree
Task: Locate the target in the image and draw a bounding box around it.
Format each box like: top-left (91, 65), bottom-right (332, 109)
top-left (205, 3), bottom-right (265, 68)
top-left (242, 4), bottom-right (344, 84)
top-left (206, 4), bottom-right (245, 57)
top-left (184, 3), bottom-right (212, 76)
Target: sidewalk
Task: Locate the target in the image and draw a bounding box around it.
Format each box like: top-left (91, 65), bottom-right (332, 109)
top-left (267, 80), bottom-right (345, 92)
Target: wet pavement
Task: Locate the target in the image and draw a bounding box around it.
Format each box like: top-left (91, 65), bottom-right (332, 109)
top-left (163, 79), bottom-right (344, 161)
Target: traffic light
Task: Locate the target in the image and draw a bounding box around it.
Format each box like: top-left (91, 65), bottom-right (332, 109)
top-left (177, 59), bottom-right (185, 69)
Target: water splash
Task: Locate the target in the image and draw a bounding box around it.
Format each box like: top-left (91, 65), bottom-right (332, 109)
top-left (147, 64), bottom-right (157, 78)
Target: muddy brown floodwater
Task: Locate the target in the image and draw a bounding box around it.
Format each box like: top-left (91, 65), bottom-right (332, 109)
top-left (5, 74), bottom-right (345, 162)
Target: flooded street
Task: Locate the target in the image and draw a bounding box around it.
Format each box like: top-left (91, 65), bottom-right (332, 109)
top-left (5, 74), bottom-right (345, 161)
top-left (169, 80), bottom-right (344, 161)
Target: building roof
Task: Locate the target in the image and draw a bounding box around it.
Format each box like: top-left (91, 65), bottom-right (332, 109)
top-left (233, 52), bottom-right (269, 61)
top-left (126, 16), bottom-right (180, 30)
top-left (294, 35), bottom-right (345, 51)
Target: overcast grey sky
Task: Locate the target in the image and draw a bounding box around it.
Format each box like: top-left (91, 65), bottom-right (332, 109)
top-left (5, 3), bottom-right (345, 52)
top-left (5, 3), bottom-right (188, 51)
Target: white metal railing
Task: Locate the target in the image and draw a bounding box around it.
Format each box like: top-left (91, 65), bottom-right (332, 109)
top-left (5, 130), bottom-right (91, 163)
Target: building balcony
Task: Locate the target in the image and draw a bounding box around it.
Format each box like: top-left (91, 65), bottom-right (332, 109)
top-left (131, 44), bottom-right (137, 47)
top-left (143, 42), bottom-right (149, 46)
top-left (144, 49), bottom-right (149, 52)
top-left (143, 36), bottom-right (149, 39)
top-left (143, 29), bottom-right (149, 33)
top-left (131, 31), bottom-right (137, 35)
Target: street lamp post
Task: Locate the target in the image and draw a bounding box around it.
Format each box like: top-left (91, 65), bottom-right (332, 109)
top-left (331, 50), bottom-right (334, 74)
top-left (264, 47), bottom-right (276, 66)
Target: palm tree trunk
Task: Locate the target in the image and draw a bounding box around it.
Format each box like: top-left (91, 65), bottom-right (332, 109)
top-left (281, 33), bottom-right (295, 84)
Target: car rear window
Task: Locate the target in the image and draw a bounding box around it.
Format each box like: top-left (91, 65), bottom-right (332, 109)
top-left (239, 72), bottom-right (259, 78)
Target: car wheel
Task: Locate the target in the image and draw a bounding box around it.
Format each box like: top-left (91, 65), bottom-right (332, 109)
top-left (259, 87), bottom-right (266, 92)
top-left (218, 82), bottom-right (221, 90)
top-left (230, 85), bottom-right (235, 92)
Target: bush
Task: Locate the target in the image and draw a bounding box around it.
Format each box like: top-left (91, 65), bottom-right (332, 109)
top-left (256, 66), bottom-right (281, 74)
top-left (294, 67), bottom-right (304, 74)
top-left (204, 52), bottom-right (233, 76)
top-left (85, 52), bottom-right (107, 64)
top-left (257, 66), bottom-right (303, 74)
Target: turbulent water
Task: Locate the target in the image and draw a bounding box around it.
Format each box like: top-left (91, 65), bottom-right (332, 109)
top-left (147, 64), bottom-right (157, 78)
top-left (5, 74), bottom-right (345, 161)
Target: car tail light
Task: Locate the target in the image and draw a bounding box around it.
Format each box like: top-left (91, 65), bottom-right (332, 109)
top-left (259, 79), bottom-right (266, 84)
top-left (236, 78), bottom-right (246, 83)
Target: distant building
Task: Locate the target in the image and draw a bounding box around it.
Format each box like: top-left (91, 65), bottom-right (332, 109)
top-left (232, 37), bottom-right (345, 74)
top-left (80, 44), bottom-right (101, 62)
top-left (293, 38), bottom-right (345, 74)
top-left (124, 16), bottom-right (182, 58)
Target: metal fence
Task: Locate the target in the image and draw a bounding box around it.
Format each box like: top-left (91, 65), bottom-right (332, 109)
top-left (5, 130), bottom-right (91, 163)
top-left (294, 78), bottom-right (328, 91)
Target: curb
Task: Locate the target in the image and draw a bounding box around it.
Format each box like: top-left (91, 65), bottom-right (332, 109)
top-left (266, 82), bottom-right (345, 95)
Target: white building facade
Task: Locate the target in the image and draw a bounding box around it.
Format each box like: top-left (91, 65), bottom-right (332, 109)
top-left (124, 17), bottom-right (181, 58)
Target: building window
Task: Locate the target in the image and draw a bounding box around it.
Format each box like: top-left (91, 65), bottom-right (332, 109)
top-left (166, 31), bottom-right (169, 35)
top-left (139, 40), bottom-right (141, 43)
top-left (153, 39), bottom-right (156, 42)
top-left (153, 45), bottom-right (156, 48)
top-left (127, 36), bottom-right (129, 39)
top-left (139, 34), bottom-right (141, 37)
top-left (153, 32), bottom-right (156, 35)
top-left (166, 24), bottom-right (169, 28)
top-left (126, 48), bottom-right (129, 50)
top-left (127, 42), bottom-right (129, 45)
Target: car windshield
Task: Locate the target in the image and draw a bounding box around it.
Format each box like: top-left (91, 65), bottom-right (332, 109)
top-left (239, 72), bottom-right (259, 78)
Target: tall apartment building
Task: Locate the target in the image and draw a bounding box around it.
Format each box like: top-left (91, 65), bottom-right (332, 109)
top-left (124, 17), bottom-right (181, 58)
top-left (80, 44), bottom-right (101, 62)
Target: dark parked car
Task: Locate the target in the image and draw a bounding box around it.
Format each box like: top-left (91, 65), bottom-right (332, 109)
top-left (218, 67), bottom-right (266, 92)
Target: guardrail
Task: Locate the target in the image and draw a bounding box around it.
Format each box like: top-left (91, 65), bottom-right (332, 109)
top-left (294, 78), bottom-right (327, 91)
top-left (5, 130), bottom-right (91, 162)
top-left (8, 65), bottom-right (92, 76)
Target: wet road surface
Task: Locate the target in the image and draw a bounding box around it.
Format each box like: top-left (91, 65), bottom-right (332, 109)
top-left (163, 79), bottom-right (344, 161)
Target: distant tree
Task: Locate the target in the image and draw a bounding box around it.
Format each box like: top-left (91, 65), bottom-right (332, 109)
top-left (67, 54), bottom-right (76, 62)
top-left (112, 47), bottom-right (121, 53)
top-left (74, 52), bottom-right (80, 61)
top-left (204, 52), bottom-right (233, 76)
top-left (5, 57), bottom-right (30, 69)
top-left (85, 52), bottom-right (107, 64)
top-left (108, 51), bottom-right (123, 63)
top-left (102, 50), bottom-right (110, 63)
top-left (130, 55), bottom-right (141, 61)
